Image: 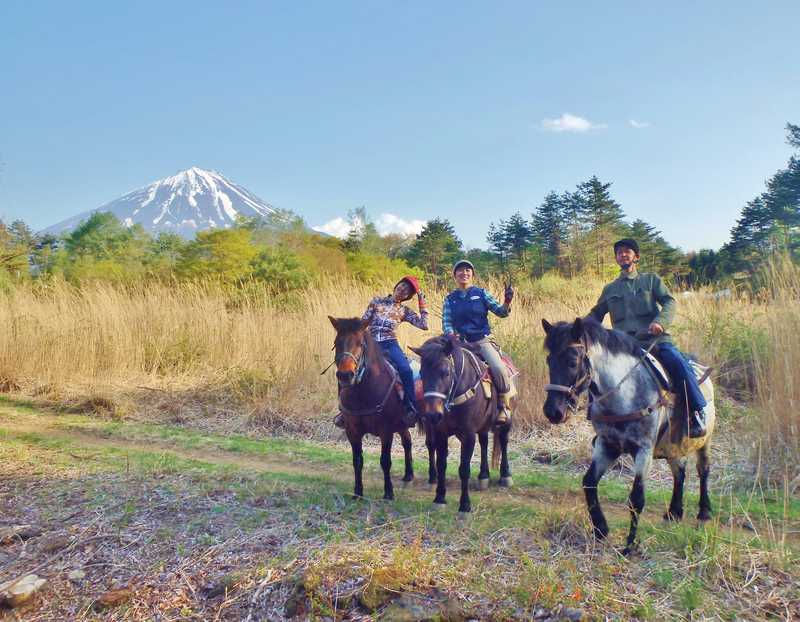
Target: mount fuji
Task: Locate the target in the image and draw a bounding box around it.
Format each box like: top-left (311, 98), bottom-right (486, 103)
top-left (45, 167), bottom-right (280, 238)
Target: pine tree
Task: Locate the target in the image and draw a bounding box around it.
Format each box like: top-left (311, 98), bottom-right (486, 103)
top-left (576, 176), bottom-right (627, 275)
top-left (405, 218), bottom-right (463, 286)
top-left (487, 212), bottom-right (535, 274)
top-left (531, 191), bottom-right (565, 273)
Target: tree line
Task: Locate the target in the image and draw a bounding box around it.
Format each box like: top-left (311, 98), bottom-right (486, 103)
top-left (1, 122), bottom-right (796, 292)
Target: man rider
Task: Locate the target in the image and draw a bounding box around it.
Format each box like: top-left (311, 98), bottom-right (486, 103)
top-left (586, 238), bottom-right (707, 438)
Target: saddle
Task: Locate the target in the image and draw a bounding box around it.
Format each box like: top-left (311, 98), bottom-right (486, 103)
top-left (642, 351), bottom-right (712, 398)
top-left (397, 344), bottom-right (519, 403)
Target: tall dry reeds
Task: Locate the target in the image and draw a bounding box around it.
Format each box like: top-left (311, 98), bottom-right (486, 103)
top-left (0, 267), bottom-right (796, 475)
top-left (751, 257), bottom-right (800, 483)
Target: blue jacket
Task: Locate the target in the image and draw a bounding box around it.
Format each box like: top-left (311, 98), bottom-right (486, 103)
top-left (442, 286), bottom-right (509, 342)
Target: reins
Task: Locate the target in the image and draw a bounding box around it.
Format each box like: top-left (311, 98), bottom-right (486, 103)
top-left (545, 334), bottom-right (670, 423)
top-left (335, 336), bottom-right (398, 417)
top-left (423, 344), bottom-right (486, 412)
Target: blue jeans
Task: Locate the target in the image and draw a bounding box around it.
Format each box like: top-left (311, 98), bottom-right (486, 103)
top-left (654, 342), bottom-right (707, 412)
top-left (379, 340), bottom-right (415, 409)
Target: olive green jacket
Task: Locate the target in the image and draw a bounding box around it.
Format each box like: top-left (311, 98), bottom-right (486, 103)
top-left (587, 270), bottom-right (676, 344)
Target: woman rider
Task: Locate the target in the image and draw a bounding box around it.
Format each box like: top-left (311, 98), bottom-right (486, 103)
top-left (334, 276), bottom-right (428, 428)
top-left (442, 260), bottom-right (515, 424)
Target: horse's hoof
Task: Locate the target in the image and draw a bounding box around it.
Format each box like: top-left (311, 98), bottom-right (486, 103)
top-left (499, 476), bottom-right (513, 488)
top-left (351, 494), bottom-right (364, 501)
top-left (401, 478), bottom-right (413, 488)
top-left (593, 524), bottom-right (609, 540)
top-left (457, 510), bottom-right (471, 521)
top-left (383, 494), bottom-right (394, 501)
top-left (622, 545), bottom-right (637, 557)
top-left (478, 478), bottom-right (490, 490)
top-left (431, 502), bottom-right (447, 512)
top-left (697, 511), bottom-right (712, 522)
top-left (663, 510), bottom-right (683, 522)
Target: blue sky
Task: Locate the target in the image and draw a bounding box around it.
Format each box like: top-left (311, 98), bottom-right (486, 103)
top-left (1, 1), bottom-right (798, 251)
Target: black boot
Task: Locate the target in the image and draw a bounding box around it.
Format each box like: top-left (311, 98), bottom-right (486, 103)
top-left (689, 409), bottom-right (707, 438)
top-left (402, 402), bottom-right (418, 427)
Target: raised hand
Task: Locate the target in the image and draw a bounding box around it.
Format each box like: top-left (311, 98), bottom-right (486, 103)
top-left (504, 282), bottom-right (514, 305)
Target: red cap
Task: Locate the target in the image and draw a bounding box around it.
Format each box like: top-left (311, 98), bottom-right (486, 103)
top-left (395, 275), bottom-right (420, 296)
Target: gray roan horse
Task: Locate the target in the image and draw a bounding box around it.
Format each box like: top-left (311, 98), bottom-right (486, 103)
top-left (410, 335), bottom-right (512, 514)
top-left (542, 318), bottom-right (715, 554)
top-left (329, 316), bottom-right (416, 500)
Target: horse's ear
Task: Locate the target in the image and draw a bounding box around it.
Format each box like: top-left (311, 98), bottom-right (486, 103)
top-left (328, 315), bottom-right (339, 329)
top-left (542, 319), bottom-right (553, 334)
top-left (571, 317), bottom-right (584, 341)
top-left (442, 338), bottom-right (454, 355)
top-left (359, 318), bottom-right (370, 332)
top-left (408, 345), bottom-right (422, 356)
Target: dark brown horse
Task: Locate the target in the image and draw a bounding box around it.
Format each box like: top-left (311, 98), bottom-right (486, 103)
top-left (410, 335), bottom-right (512, 514)
top-left (329, 316), bottom-right (416, 500)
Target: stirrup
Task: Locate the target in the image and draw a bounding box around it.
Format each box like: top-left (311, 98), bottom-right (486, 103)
top-left (688, 410), bottom-right (706, 438)
top-left (402, 406), bottom-right (418, 427)
top-left (333, 412), bottom-right (345, 429)
top-left (496, 407), bottom-right (511, 425)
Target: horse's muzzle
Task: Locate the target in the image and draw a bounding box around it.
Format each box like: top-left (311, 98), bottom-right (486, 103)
top-left (336, 370), bottom-right (355, 387)
top-left (422, 397), bottom-right (445, 424)
top-left (543, 395), bottom-right (570, 425)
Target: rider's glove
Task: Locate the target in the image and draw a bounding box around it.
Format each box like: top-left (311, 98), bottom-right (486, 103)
top-left (503, 283), bottom-right (514, 306)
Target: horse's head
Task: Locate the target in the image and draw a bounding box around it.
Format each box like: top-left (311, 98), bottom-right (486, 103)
top-left (328, 316), bottom-right (371, 388)
top-left (541, 318), bottom-right (592, 424)
top-left (409, 335), bottom-right (456, 426)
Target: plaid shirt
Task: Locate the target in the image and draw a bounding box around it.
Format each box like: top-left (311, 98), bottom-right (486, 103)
top-left (442, 287), bottom-right (509, 337)
top-left (361, 295), bottom-right (428, 342)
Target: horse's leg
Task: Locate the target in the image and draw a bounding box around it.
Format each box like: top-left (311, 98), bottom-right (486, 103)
top-left (348, 435), bottom-right (364, 499)
top-left (498, 423), bottom-right (512, 487)
top-left (426, 424), bottom-right (437, 488)
top-left (624, 446), bottom-right (654, 556)
top-left (458, 433), bottom-right (476, 513)
top-left (380, 433), bottom-right (394, 501)
top-left (664, 457), bottom-right (687, 521)
top-left (477, 431), bottom-right (490, 490)
top-left (399, 428), bottom-right (414, 484)
top-left (433, 431), bottom-right (449, 507)
top-left (583, 437), bottom-right (620, 541)
top-left (696, 443), bottom-right (712, 521)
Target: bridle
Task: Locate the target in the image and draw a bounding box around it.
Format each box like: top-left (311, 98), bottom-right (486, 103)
top-left (544, 335), bottom-right (669, 421)
top-left (423, 344), bottom-right (484, 413)
top-left (335, 340), bottom-right (367, 385)
top-left (543, 341), bottom-right (592, 412)
top-left (335, 335), bottom-right (398, 417)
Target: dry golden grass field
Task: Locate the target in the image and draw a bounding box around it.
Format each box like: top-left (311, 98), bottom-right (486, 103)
top-left (0, 264), bottom-right (798, 620)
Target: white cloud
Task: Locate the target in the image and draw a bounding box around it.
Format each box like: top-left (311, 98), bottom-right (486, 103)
top-left (375, 213), bottom-right (425, 236)
top-left (541, 113), bottom-right (606, 133)
top-left (313, 213), bottom-right (425, 239)
top-left (312, 217), bottom-right (352, 238)
top-left (629, 119), bottom-right (650, 129)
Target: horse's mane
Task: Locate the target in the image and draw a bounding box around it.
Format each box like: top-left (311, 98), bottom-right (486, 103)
top-left (335, 318), bottom-right (385, 369)
top-left (545, 318), bottom-right (641, 357)
top-left (416, 335), bottom-right (452, 364)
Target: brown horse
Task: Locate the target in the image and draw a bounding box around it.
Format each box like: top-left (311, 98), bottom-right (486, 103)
top-left (410, 335), bottom-right (512, 514)
top-left (329, 316), bottom-right (416, 500)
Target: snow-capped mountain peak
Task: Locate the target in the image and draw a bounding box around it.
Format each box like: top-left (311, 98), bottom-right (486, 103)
top-left (45, 167), bottom-right (278, 237)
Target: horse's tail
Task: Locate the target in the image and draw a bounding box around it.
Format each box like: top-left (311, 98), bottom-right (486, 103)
top-left (491, 431), bottom-right (500, 470)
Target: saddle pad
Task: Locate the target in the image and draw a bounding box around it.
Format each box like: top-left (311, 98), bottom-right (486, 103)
top-left (643, 352), bottom-right (710, 391)
top-left (388, 359), bottom-right (425, 402)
